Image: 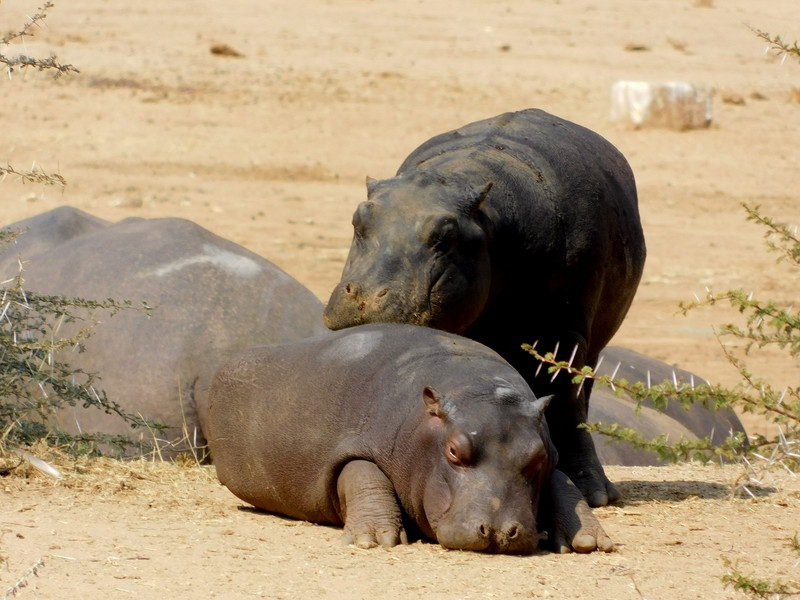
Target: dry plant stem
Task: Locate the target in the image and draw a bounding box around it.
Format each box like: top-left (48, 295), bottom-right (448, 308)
top-left (0, 1), bottom-right (80, 78)
top-left (716, 341), bottom-right (798, 423)
top-left (0, 163), bottom-right (66, 188)
top-left (0, 2), bottom-right (54, 45)
top-left (750, 26), bottom-right (800, 62)
top-left (1, 558), bottom-right (45, 600)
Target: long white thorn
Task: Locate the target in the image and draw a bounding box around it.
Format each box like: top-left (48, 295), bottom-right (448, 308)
top-left (567, 343), bottom-right (579, 370)
top-left (576, 377), bottom-right (586, 398)
top-left (610, 361), bottom-right (621, 381)
top-left (608, 362), bottom-right (621, 392)
top-left (594, 354), bottom-right (605, 373)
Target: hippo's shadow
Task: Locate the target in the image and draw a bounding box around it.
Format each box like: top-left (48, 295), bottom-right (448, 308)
top-left (236, 506), bottom-right (352, 535)
top-left (236, 506), bottom-right (445, 547)
top-left (615, 479), bottom-right (777, 504)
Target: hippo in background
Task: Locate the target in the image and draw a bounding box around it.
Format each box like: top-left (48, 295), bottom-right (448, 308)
top-left (206, 323), bottom-right (614, 555)
top-left (324, 108), bottom-right (647, 506)
top-left (1, 206), bottom-right (327, 452)
top-left (590, 346), bottom-right (747, 466)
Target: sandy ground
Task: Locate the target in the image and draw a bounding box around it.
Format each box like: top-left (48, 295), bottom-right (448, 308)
top-left (2, 0), bottom-right (800, 598)
top-left (2, 457), bottom-right (799, 600)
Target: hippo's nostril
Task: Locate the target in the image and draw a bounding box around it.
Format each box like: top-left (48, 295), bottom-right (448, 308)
top-left (478, 523), bottom-right (490, 538)
top-left (345, 283), bottom-right (353, 294)
top-left (506, 523), bottom-right (519, 540)
top-left (376, 289), bottom-right (388, 299)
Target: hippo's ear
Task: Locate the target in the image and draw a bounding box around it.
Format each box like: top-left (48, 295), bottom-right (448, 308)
top-left (366, 176), bottom-right (379, 196)
top-left (465, 181), bottom-right (493, 214)
top-left (526, 394), bottom-right (553, 416)
top-left (423, 386), bottom-right (444, 417)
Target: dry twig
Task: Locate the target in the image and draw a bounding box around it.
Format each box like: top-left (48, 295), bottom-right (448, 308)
top-left (1, 558), bottom-right (45, 600)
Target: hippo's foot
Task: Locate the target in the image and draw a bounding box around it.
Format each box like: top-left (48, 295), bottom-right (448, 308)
top-left (544, 469), bottom-right (614, 554)
top-left (337, 460), bottom-right (409, 549)
top-left (559, 429), bottom-right (621, 507)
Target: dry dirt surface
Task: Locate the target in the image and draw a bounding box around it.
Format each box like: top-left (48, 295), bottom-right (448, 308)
top-left (2, 0), bottom-right (800, 598)
top-left (2, 458), bottom-right (799, 600)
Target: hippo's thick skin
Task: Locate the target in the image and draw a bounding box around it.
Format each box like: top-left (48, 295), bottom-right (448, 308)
top-left (207, 323), bottom-right (613, 554)
top-left (589, 346), bottom-right (747, 466)
top-left (324, 109), bottom-right (647, 506)
top-left (0, 207), bottom-right (327, 451)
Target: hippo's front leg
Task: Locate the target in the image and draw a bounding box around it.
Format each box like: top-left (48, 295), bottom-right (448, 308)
top-left (337, 460), bottom-right (409, 549)
top-left (539, 468), bottom-right (614, 554)
top-left (532, 335), bottom-right (621, 508)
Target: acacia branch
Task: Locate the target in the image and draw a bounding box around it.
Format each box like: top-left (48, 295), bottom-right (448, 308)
top-left (0, 2), bottom-right (80, 77)
top-left (750, 26), bottom-right (800, 62)
top-left (0, 163), bottom-right (66, 187)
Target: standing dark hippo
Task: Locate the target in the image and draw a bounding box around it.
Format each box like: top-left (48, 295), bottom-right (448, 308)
top-left (1, 207), bottom-right (327, 452)
top-left (206, 323), bottom-right (613, 555)
top-left (589, 346), bottom-right (747, 466)
top-left (323, 109), bottom-right (647, 506)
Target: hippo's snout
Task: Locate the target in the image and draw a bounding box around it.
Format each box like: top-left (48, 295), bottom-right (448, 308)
top-left (324, 280), bottom-right (421, 330)
top-left (325, 281), bottom-right (370, 329)
top-left (438, 518), bottom-right (537, 555)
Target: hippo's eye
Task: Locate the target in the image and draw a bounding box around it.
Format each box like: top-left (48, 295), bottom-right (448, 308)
top-left (352, 202), bottom-right (374, 240)
top-left (523, 448), bottom-right (548, 479)
top-left (427, 217), bottom-right (459, 252)
top-left (352, 213), bottom-right (365, 240)
top-left (445, 432), bottom-right (472, 466)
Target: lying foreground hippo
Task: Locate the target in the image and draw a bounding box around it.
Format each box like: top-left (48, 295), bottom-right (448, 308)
top-left (0, 207), bottom-right (326, 450)
top-left (206, 323), bottom-right (613, 554)
top-left (324, 109), bottom-right (647, 506)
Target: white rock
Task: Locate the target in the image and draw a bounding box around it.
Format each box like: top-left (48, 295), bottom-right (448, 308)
top-left (610, 81), bottom-right (712, 130)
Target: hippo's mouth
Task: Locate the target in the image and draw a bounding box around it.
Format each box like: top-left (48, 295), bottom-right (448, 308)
top-left (435, 522), bottom-right (538, 555)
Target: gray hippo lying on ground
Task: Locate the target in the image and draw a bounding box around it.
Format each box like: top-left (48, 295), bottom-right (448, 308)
top-left (590, 346), bottom-right (746, 465)
top-left (205, 323), bottom-right (613, 555)
top-left (323, 108), bottom-right (647, 506)
top-left (0, 206), bottom-right (326, 451)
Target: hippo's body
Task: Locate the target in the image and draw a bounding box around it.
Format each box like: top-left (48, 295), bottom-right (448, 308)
top-left (207, 323), bottom-right (612, 554)
top-left (590, 346), bottom-right (746, 466)
top-left (1, 207), bottom-right (326, 450)
top-left (324, 109), bottom-right (647, 505)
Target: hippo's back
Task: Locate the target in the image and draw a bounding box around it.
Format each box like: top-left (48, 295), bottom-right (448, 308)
top-left (0, 206), bottom-right (109, 273)
top-left (398, 109), bottom-right (638, 206)
top-left (2, 208), bottom-right (326, 451)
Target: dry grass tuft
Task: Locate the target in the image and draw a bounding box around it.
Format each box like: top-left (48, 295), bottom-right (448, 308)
top-left (1, 440), bottom-right (216, 497)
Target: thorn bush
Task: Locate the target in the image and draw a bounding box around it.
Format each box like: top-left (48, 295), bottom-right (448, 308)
top-left (1, 228), bottom-right (156, 456)
top-left (1, 2), bottom-right (158, 458)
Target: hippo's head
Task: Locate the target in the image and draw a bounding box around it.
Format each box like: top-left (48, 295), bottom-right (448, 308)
top-left (324, 174), bottom-right (494, 334)
top-left (408, 378), bottom-right (555, 554)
